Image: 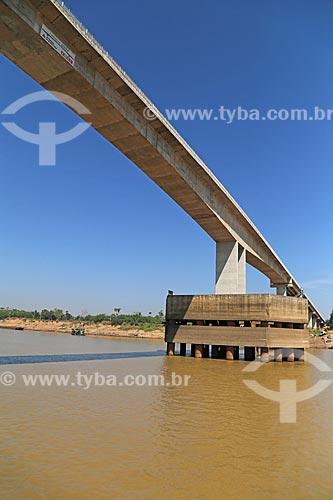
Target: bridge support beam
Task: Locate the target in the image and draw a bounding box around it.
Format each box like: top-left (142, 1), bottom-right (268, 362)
top-left (215, 241), bottom-right (246, 294)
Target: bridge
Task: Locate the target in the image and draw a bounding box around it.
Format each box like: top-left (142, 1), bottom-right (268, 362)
top-left (0, 0), bottom-right (325, 333)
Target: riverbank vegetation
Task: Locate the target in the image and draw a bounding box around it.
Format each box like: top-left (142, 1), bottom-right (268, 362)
top-left (0, 308), bottom-right (165, 332)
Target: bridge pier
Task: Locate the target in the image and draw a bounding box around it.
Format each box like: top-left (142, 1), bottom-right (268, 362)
top-left (261, 347), bottom-right (269, 361)
top-left (295, 348), bottom-right (305, 362)
top-left (283, 348), bottom-right (295, 362)
top-left (194, 344), bottom-right (204, 358)
top-left (215, 241), bottom-right (246, 294)
top-left (225, 346), bottom-right (239, 360)
top-left (308, 312), bottom-right (321, 330)
top-left (271, 281), bottom-right (292, 297)
top-left (274, 348), bottom-right (283, 362)
top-left (226, 346), bottom-right (235, 360)
top-left (165, 294), bottom-right (310, 363)
top-left (167, 342), bottom-right (175, 356)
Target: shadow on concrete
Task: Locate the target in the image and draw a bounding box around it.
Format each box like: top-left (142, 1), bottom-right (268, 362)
top-left (0, 350), bottom-right (166, 365)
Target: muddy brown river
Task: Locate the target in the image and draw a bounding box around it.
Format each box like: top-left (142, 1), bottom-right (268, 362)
top-left (1, 329), bottom-right (333, 499)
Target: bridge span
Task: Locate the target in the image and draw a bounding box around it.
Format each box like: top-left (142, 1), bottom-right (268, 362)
top-left (0, 0), bottom-right (325, 328)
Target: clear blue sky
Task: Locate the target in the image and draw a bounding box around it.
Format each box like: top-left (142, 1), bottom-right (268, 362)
top-left (0, 0), bottom-right (332, 317)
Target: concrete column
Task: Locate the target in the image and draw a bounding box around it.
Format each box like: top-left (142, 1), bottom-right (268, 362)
top-left (215, 241), bottom-right (246, 294)
top-left (226, 346), bottom-right (235, 360)
top-left (276, 285), bottom-right (287, 296)
top-left (195, 344), bottom-right (203, 358)
top-left (283, 348), bottom-right (295, 362)
top-left (307, 310), bottom-right (313, 329)
top-left (295, 348), bottom-right (305, 362)
top-left (180, 343), bottom-right (186, 356)
top-left (261, 347), bottom-right (269, 361)
top-left (167, 342), bottom-right (175, 356)
top-left (244, 346), bottom-right (256, 361)
top-left (274, 348), bottom-right (283, 362)
top-left (270, 281), bottom-right (291, 296)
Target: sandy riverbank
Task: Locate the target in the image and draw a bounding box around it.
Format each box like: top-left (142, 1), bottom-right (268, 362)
top-left (309, 331), bottom-right (332, 349)
top-left (0, 318), bottom-right (164, 340)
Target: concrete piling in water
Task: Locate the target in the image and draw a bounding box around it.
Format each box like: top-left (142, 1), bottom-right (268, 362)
top-left (295, 348), bottom-right (304, 362)
top-left (261, 347), bottom-right (269, 361)
top-left (283, 349), bottom-right (295, 362)
top-left (274, 348), bottom-right (283, 362)
top-left (226, 346), bottom-right (235, 360)
top-left (195, 344), bottom-right (204, 358)
top-left (167, 342), bottom-right (175, 356)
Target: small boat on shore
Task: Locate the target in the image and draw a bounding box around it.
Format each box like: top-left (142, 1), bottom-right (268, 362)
top-left (71, 328), bottom-right (85, 336)
top-left (15, 326), bottom-right (24, 331)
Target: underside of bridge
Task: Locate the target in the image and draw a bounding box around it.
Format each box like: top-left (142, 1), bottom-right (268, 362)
top-left (0, 0), bottom-right (325, 343)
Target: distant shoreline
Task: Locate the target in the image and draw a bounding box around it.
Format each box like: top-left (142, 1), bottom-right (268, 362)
top-left (0, 319), bottom-right (164, 341)
top-left (0, 319), bottom-right (330, 348)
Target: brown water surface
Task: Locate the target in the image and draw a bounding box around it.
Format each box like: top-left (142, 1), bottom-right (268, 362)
top-left (1, 330), bottom-right (333, 499)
